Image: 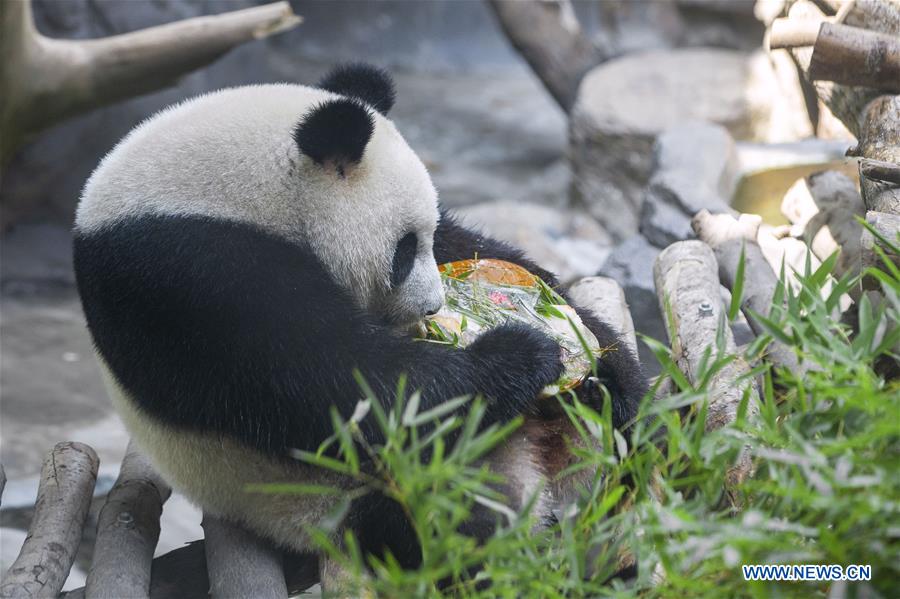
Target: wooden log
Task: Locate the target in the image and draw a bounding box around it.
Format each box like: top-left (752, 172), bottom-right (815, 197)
top-left (831, 0), bottom-right (900, 32)
top-left (567, 276), bottom-right (638, 357)
top-left (202, 514), bottom-right (289, 599)
top-left (1, 0), bottom-right (301, 166)
top-left (0, 442), bottom-right (98, 599)
top-left (769, 17), bottom-right (822, 49)
top-left (486, 0), bottom-right (601, 112)
top-left (84, 441), bottom-right (172, 599)
top-left (692, 210), bottom-right (806, 374)
top-left (63, 540), bottom-right (319, 598)
top-left (770, 20), bottom-right (900, 93)
top-left (653, 241), bottom-right (759, 490)
top-left (808, 23), bottom-right (900, 92)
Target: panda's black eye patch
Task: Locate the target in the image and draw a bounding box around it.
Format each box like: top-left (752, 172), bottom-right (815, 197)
top-left (391, 232), bottom-right (418, 288)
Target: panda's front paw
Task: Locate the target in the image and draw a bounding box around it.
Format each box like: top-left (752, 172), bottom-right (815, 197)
top-left (467, 322), bottom-right (564, 408)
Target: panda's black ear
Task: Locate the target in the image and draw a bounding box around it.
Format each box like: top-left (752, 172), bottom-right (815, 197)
top-left (318, 63), bottom-right (395, 116)
top-left (293, 98), bottom-right (374, 173)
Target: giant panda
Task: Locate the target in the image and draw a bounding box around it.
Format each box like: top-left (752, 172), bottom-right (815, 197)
top-left (74, 63), bottom-right (646, 586)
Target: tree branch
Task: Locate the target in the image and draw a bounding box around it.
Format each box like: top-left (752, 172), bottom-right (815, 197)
top-left (486, 0), bottom-right (602, 112)
top-left (0, 0), bottom-right (301, 166)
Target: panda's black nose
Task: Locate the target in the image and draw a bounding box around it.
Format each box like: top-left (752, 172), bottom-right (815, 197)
top-left (425, 307), bottom-right (439, 316)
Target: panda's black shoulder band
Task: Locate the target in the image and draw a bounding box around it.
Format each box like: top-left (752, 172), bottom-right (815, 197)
top-left (318, 63), bottom-right (395, 116)
top-left (293, 98), bottom-right (374, 170)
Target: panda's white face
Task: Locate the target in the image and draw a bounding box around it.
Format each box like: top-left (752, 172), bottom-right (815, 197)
top-left (76, 83), bottom-right (444, 327)
top-left (292, 113), bottom-right (445, 327)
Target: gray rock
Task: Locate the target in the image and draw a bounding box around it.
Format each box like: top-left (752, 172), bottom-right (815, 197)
top-left (654, 121), bottom-right (739, 203)
top-left (597, 235), bottom-right (664, 376)
top-left (640, 187), bottom-right (695, 248)
top-left (452, 201), bottom-right (612, 284)
top-left (569, 48), bottom-right (811, 239)
top-left (639, 122), bottom-right (737, 248)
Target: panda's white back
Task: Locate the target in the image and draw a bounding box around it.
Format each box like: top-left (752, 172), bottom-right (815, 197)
top-left (78, 84), bottom-right (324, 237)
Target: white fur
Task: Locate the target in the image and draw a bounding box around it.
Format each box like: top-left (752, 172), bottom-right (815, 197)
top-left (96, 356), bottom-right (350, 550)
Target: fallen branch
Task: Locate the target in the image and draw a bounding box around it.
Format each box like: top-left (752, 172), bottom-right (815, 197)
top-left (202, 514), bottom-right (289, 599)
top-left (486, 0), bottom-right (601, 112)
top-left (85, 441), bottom-right (172, 599)
top-left (0, 442), bottom-right (99, 599)
top-left (653, 241), bottom-right (759, 493)
top-left (769, 18), bottom-right (822, 49)
top-left (0, 0), bottom-right (301, 166)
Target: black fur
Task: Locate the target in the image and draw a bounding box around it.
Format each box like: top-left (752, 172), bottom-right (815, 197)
top-left (318, 63), bottom-right (396, 116)
top-left (73, 214), bottom-right (563, 458)
top-left (390, 232), bottom-right (417, 288)
top-left (434, 211), bottom-right (646, 429)
top-left (293, 99), bottom-right (374, 172)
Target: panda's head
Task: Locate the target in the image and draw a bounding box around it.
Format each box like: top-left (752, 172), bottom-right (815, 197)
top-left (77, 63), bottom-right (444, 328)
top-left (291, 64), bottom-right (444, 326)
